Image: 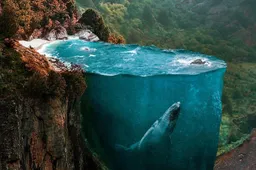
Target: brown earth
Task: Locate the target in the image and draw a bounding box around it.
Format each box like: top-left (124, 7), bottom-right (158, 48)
top-left (215, 129), bottom-right (256, 170)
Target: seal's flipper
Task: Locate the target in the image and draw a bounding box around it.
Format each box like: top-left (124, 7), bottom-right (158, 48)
top-left (115, 144), bottom-right (130, 152)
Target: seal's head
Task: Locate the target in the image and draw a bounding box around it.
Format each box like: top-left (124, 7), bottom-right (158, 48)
top-left (160, 102), bottom-right (181, 125)
top-left (170, 102), bottom-right (181, 121)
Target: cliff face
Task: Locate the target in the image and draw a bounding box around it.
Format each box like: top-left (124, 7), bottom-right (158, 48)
top-left (0, 40), bottom-right (107, 170)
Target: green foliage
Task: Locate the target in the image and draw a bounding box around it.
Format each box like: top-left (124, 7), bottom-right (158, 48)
top-left (222, 93), bottom-right (233, 115)
top-left (142, 5), bottom-right (154, 27)
top-left (217, 133), bottom-right (250, 156)
top-left (157, 10), bottom-right (170, 27)
top-left (232, 90), bottom-right (243, 100)
top-left (77, 0), bottom-right (256, 62)
top-left (77, 0), bottom-right (96, 8)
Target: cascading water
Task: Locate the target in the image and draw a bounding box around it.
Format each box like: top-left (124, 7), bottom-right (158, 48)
top-left (40, 39), bottom-right (226, 170)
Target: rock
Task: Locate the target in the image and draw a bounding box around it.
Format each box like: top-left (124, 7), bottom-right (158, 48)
top-left (190, 59), bottom-right (206, 65)
top-left (29, 28), bottom-right (44, 41)
top-left (56, 26), bottom-right (68, 40)
top-left (45, 29), bottom-right (57, 41)
top-left (76, 30), bottom-right (100, 42)
top-left (45, 26), bottom-right (68, 41)
top-left (4, 38), bottom-right (16, 47)
top-left (79, 9), bottom-right (110, 42)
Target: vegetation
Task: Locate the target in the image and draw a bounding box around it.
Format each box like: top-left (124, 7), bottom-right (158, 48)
top-left (218, 62), bottom-right (256, 155)
top-left (0, 0), bottom-right (77, 39)
top-left (79, 8), bottom-right (125, 43)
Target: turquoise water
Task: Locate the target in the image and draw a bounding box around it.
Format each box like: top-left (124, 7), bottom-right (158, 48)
top-left (40, 39), bottom-right (226, 76)
top-left (40, 39), bottom-right (226, 170)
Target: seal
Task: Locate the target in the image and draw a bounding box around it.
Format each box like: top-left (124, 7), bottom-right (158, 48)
top-left (115, 102), bottom-right (181, 152)
top-left (114, 102), bottom-right (181, 170)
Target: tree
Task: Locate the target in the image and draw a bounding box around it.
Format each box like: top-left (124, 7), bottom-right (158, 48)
top-left (0, 0), bottom-right (19, 37)
top-left (157, 10), bottom-right (170, 27)
top-left (142, 5), bottom-right (154, 26)
top-left (77, 0), bottom-right (95, 8)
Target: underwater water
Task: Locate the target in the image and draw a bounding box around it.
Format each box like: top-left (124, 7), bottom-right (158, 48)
top-left (41, 39), bottom-right (226, 170)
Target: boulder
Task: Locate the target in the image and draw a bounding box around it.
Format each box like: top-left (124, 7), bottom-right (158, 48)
top-left (45, 29), bottom-right (57, 41)
top-left (78, 9), bottom-right (110, 41)
top-left (76, 30), bottom-right (100, 42)
top-left (45, 26), bottom-right (68, 41)
top-left (29, 28), bottom-right (44, 41)
top-left (56, 26), bottom-right (68, 40)
top-left (190, 59), bottom-right (206, 65)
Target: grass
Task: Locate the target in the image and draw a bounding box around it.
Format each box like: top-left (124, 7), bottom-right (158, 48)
top-left (218, 62), bottom-right (256, 155)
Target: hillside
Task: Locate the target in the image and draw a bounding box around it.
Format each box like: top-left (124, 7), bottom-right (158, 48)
top-left (0, 0), bottom-right (78, 39)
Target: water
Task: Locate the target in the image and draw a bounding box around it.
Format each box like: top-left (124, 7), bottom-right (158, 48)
top-left (40, 39), bottom-right (226, 170)
top-left (40, 39), bottom-right (226, 76)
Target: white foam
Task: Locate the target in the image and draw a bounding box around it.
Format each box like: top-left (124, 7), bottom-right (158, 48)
top-left (83, 64), bottom-right (89, 68)
top-left (122, 47), bottom-right (140, 56)
top-left (67, 36), bottom-right (80, 40)
top-left (80, 46), bottom-right (97, 52)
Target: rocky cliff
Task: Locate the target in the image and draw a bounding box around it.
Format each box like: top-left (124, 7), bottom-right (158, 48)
top-left (0, 39), bottom-right (107, 170)
top-left (0, 0), bottom-right (78, 40)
